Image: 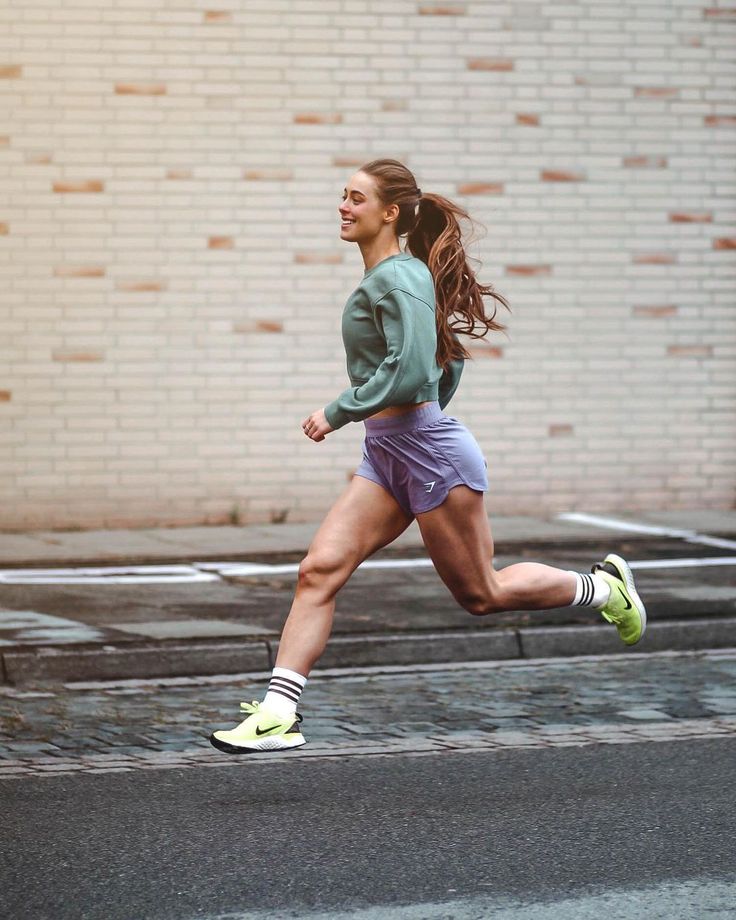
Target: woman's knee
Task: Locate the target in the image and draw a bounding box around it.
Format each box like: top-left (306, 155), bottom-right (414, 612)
top-left (456, 580), bottom-right (506, 617)
top-left (297, 548), bottom-right (353, 595)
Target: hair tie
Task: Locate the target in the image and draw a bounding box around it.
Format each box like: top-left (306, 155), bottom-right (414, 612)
top-left (416, 187), bottom-right (422, 198)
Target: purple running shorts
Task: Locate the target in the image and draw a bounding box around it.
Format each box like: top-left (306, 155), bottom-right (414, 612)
top-left (354, 400), bottom-right (488, 516)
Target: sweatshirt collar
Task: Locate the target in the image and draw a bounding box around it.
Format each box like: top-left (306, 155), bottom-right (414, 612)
top-left (363, 252), bottom-right (412, 277)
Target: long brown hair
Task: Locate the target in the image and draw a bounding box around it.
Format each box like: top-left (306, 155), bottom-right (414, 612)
top-left (359, 158), bottom-right (511, 370)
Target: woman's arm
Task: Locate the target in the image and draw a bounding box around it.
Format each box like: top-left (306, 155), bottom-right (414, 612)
top-left (323, 287), bottom-right (437, 430)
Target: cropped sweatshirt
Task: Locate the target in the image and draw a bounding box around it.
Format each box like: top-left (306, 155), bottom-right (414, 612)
top-left (323, 252), bottom-right (464, 431)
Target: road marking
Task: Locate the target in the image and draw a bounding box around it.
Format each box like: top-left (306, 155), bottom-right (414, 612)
top-left (204, 554), bottom-right (736, 577)
top-left (1, 551), bottom-right (735, 584)
top-left (2, 558), bottom-right (432, 583)
top-left (2, 716), bottom-right (734, 779)
top-left (627, 556), bottom-right (736, 569)
top-left (195, 559), bottom-right (440, 577)
top-left (0, 565), bottom-right (220, 585)
top-left (557, 512), bottom-right (736, 552)
top-left (197, 555), bottom-right (736, 578)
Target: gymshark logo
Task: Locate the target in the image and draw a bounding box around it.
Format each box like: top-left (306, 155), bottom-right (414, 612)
top-left (424, 481), bottom-right (436, 493)
top-left (255, 723), bottom-right (281, 736)
top-left (617, 587), bottom-right (632, 610)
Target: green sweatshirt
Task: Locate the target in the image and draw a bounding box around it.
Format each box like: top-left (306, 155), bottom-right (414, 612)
top-left (323, 252), bottom-right (464, 430)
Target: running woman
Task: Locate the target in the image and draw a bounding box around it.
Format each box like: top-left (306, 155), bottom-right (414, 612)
top-left (209, 158), bottom-right (646, 754)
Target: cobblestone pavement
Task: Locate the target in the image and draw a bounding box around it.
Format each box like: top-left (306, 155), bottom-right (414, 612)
top-left (1, 649), bottom-right (735, 779)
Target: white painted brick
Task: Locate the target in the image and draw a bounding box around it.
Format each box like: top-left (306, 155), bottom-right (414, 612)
top-left (0, 0), bottom-right (733, 528)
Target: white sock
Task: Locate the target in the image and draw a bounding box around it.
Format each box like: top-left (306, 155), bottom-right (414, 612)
top-left (262, 666), bottom-right (307, 718)
top-left (568, 571), bottom-right (611, 609)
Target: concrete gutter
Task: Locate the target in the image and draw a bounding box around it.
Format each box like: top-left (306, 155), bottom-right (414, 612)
top-left (4, 618), bottom-right (736, 685)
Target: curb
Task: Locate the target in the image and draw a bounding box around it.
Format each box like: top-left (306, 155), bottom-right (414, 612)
top-left (4, 617), bottom-right (736, 685)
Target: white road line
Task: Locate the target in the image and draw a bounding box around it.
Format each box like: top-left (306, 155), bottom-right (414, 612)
top-left (3, 565), bottom-right (203, 576)
top-left (629, 556), bottom-right (736, 569)
top-left (0, 565), bottom-right (220, 585)
top-left (196, 561), bottom-right (302, 576)
top-left (194, 559), bottom-right (436, 577)
top-left (557, 512), bottom-right (736, 551)
top-left (1, 553), bottom-right (735, 584)
top-left (195, 556), bottom-right (736, 578)
top-left (0, 574), bottom-right (219, 585)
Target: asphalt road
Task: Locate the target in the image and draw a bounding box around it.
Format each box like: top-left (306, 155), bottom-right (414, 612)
top-left (4, 737), bottom-right (735, 920)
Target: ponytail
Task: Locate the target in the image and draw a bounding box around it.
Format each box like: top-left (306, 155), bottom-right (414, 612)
top-left (360, 158), bottom-right (511, 371)
top-left (407, 193), bottom-right (510, 370)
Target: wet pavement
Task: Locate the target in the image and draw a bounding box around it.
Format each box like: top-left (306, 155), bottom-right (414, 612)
top-left (0, 539), bottom-right (735, 682)
top-left (1, 537), bottom-right (735, 647)
top-left (0, 508), bottom-right (734, 682)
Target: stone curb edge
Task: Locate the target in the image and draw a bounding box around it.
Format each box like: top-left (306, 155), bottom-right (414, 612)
top-left (3, 617), bottom-right (736, 685)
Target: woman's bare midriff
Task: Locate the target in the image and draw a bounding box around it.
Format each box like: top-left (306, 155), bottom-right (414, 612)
top-left (368, 400), bottom-right (433, 420)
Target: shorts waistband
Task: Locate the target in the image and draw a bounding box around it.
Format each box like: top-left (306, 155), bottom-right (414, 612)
top-left (363, 401), bottom-right (443, 436)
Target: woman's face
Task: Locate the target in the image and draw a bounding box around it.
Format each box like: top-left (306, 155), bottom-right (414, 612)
top-left (338, 171), bottom-right (396, 243)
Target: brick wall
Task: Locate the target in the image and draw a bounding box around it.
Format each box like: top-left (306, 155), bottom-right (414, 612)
top-left (2, 1), bottom-right (734, 529)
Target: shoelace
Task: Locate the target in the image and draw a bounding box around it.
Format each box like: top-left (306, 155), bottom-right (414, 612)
top-left (239, 700), bottom-right (303, 723)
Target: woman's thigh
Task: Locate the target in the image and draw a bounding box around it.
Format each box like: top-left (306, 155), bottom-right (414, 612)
top-left (415, 485), bottom-right (496, 607)
top-left (305, 473), bottom-right (415, 580)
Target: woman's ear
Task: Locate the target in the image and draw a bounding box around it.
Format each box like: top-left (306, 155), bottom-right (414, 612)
top-left (384, 205), bottom-right (399, 225)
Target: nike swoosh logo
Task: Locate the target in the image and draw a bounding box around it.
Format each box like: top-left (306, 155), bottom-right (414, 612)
top-left (255, 724), bottom-right (281, 736)
top-left (617, 586), bottom-right (632, 610)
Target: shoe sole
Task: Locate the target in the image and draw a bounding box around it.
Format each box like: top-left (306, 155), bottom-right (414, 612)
top-left (208, 732), bottom-right (306, 755)
top-left (599, 552), bottom-right (647, 644)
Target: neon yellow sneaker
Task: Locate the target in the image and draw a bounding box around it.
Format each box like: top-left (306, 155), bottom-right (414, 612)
top-left (209, 701), bottom-right (306, 754)
top-left (591, 553), bottom-right (647, 646)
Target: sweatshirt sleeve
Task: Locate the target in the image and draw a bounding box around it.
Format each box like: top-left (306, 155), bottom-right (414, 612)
top-left (438, 353), bottom-right (464, 410)
top-left (323, 287), bottom-right (437, 430)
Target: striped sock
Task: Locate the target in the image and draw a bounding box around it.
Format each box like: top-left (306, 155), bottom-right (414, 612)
top-left (262, 666), bottom-right (307, 718)
top-left (568, 571), bottom-right (611, 609)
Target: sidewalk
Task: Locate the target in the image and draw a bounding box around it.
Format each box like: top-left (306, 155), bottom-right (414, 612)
top-left (2, 509), bottom-right (735, 567)
top-left (1, 509), bottom-right (735, 684)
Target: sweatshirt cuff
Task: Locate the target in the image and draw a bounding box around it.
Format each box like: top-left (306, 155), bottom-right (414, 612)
top-left (324, 401), bottom-right (351, 430)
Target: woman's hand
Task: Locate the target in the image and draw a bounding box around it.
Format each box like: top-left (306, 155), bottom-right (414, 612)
top-left (302, 408), bottom-right (334, 442)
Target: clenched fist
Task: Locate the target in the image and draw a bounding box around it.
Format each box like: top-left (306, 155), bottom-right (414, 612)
top-left (302, 408), bottom-right (334, 442)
